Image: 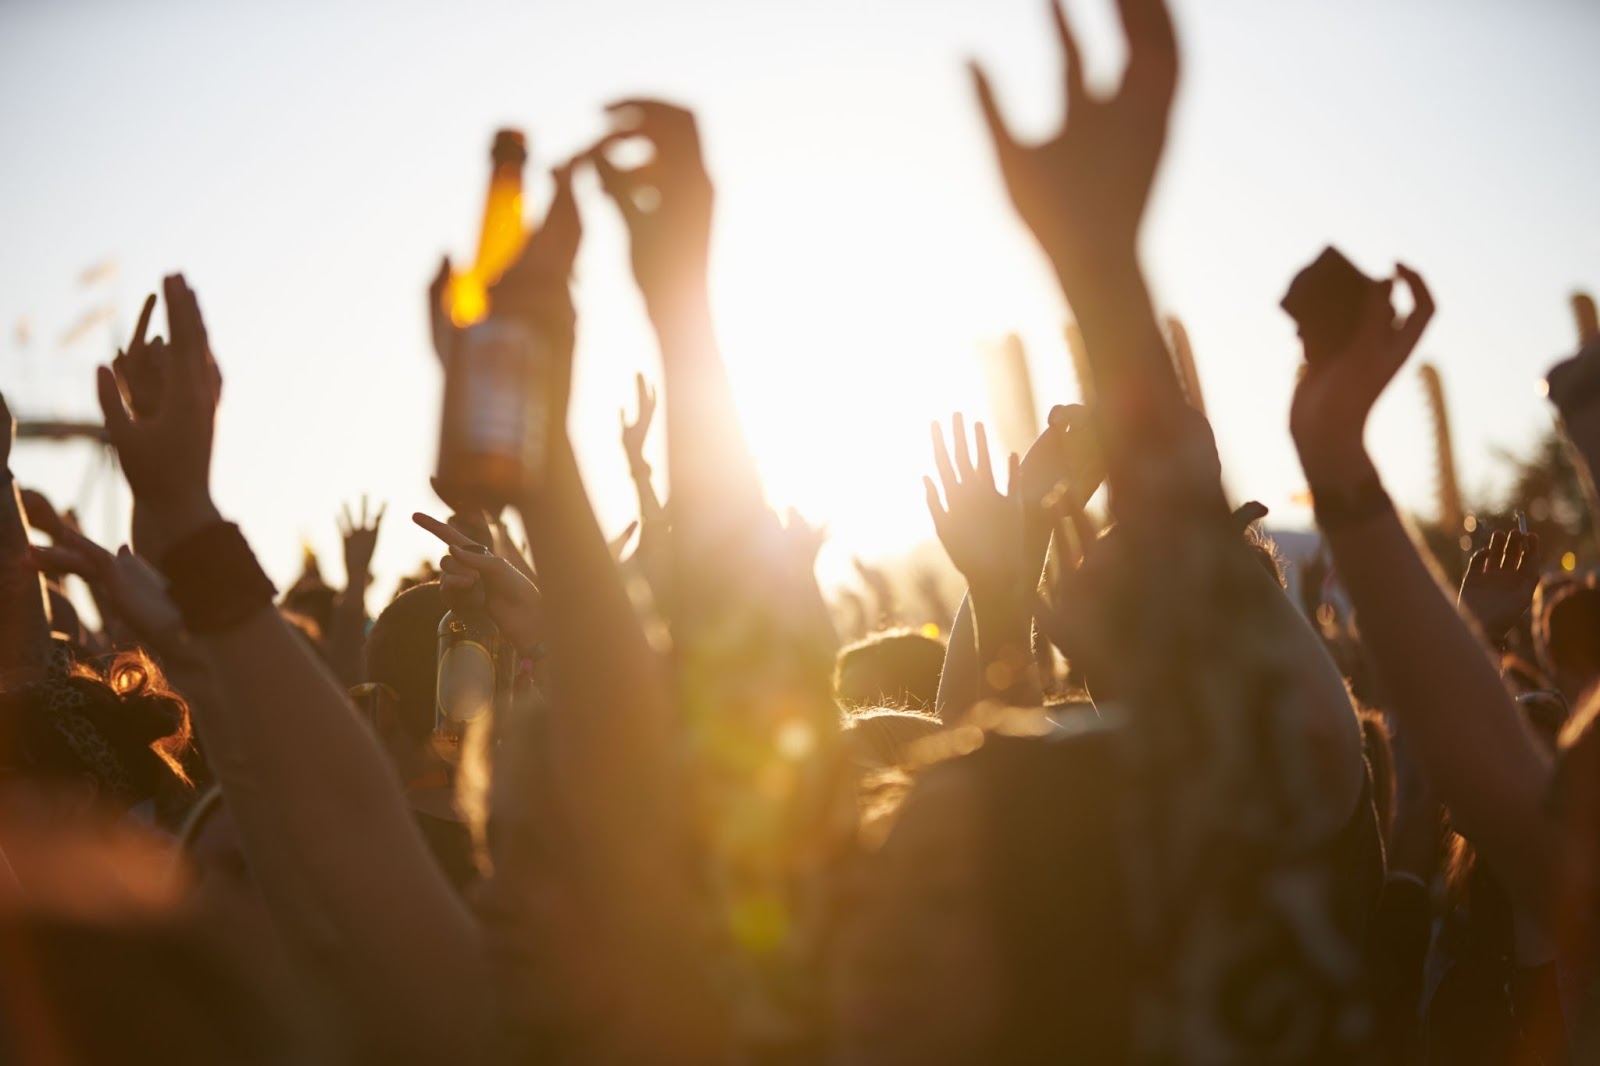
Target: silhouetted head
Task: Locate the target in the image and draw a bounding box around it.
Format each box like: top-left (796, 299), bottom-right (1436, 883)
top-left (359, 582), bottom-right (477, 889)
top-left (1535, 580), bottom-right (1600, 705)
top-left (0, 649), bottom-right (193, 825)
top-left (841, 708), bottom-right (943, 771)
top-left (834, 725), bottom-right (1127, 1065)
top-left (364, 582), bottom-right (448, 744)
top-left (835, 629), bottom-right (946, 712)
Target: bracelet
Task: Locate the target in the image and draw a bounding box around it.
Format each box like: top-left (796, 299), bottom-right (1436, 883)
top-left (160, 522), bottom-right (278, 633)
top-left (1310, 476), bottom-right (1394, 531)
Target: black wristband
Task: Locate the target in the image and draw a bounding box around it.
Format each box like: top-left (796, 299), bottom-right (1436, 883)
top-left (160, 522), bottom-right (278, 633)
top-left (1310, 476), bottom-right (1394, 531)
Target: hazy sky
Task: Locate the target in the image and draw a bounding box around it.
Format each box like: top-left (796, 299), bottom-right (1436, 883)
top-left (2, 0), bottom-right (1597, 604)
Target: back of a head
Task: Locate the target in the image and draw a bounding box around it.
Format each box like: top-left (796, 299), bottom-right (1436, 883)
top-left (0, 650), bottom-right (193, 820)
top-left (841, 708), bottom-right (943, 771)
top-left (364, 581), bottom-right (447, 744)
top-left (835, 629), bottom-right (946, 712)
top-left (972, 728), bottom-right (1129, 1061)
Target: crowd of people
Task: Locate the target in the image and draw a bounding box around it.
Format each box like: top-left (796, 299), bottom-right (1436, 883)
top-left (2, 0), bottom-right (1599, 1062)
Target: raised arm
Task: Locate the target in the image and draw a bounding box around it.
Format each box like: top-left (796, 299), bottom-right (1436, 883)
top-left (618, 371), bottom-right (673, 611)
top-left (98, 274), bottom-right (487, 1061)
top-left (484, 162), bottom-right (724, 1062)
top-left (972, 0), bottom-right (1184, 477)
top-left (934, 406), bottom-right (1100, 721)
top-left (0, 394), bottom-right (56, 682)
top-left (586, 102), bottom-right (846, 1051)
top-left (328, 496), bottom-right (384, 686)
top-left (1290, 265), bottom-right (1559, 916)
top-left (926, 415), bottom-right (1040, 717)
top-left (586, 101), bottom-right (777, 598)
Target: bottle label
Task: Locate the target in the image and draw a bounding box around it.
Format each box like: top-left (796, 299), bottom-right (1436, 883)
top-left (437, 639), bottom-right (496, 725)
top-left (459, 320), bottom-right (537, 460)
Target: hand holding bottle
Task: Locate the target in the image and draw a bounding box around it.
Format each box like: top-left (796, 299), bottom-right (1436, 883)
top-left (413, 511), bottom-right (545, 655)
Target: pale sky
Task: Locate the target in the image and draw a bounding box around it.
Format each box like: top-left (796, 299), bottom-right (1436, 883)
top-left (2, 0), bottom-right (1597, 607)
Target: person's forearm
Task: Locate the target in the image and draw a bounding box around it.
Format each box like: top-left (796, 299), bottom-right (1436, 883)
top-left (1316, 457), bottom-right (1558, 915)
top-left (970, 581), bottom-right (1040, 708)
top-left (327, 579), bottom-right (369, 687)
top-left (0, 473), bottom-right (54, 680)
top-left (650, 280), bottom-right (772, 581)
top-left (193, 604), bottom-right (487, 1061)
top-left (628, 454), bottom-right (666, 529)
top-left (518, 436), bottom-right (725, 1062)
top-left (935, 591), bottom-right (977, 724)
top-left (1053, 253), bottom-right (1183, 443)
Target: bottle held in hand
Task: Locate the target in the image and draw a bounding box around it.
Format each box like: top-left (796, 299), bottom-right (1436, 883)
top-left (433, 604), bottom-right (509, 764)
top-left (436, 128), bottom-right (553, 510)
top-left (446, 129), bottom-right (530, 328)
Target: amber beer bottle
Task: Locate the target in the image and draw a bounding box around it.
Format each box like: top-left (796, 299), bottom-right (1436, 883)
top-left (436, 129), bottom-right (551, 510)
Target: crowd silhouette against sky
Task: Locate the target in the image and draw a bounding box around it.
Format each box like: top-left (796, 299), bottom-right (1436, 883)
top-left (2, 0), bottom-right (1600, 1063)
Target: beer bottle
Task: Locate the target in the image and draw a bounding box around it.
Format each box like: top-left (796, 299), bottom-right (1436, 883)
top-left (435, 129), bottom-right (553, 511)
top-left (434, 602), bottom-right (509, 764)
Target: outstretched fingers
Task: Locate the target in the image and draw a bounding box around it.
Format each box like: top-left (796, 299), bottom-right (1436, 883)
top-left (1393, 263), bottom-right (1435, 359)
top-left (931, 420), bottom-right (958, 500)
top-left (97, 366), bottom-right (132, 440)
top-left (969, 63), bottom-right (1020, 164)
top-left (413, 511), bottom-right (488, 553)
top-left (1048, 0), bottom-right (1087, 103)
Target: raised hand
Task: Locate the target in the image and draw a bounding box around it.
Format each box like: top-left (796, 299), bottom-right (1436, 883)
top-left (414, 512), bottom-right (544, 654)
top-left (0, 391), bottom-right (13, 472)
top-left (608, 520), bottom-right (640, 561)
top-left (1458, 528), bottom-right (1541, 644)
top-left (620, 373), bottom-right (658, 470)
top-left (337, 495), bottom-right (386, 589)
top-left (583, 100), bottom-right (714, 309)
top-left (113, 293), bottom-right (166, 418)
top-left (1290, 265), bottom-right (1435, 489)
top-left (972, 0), bottom-right (1178, 288)
top-left (98, 275), bottom-right (223, 561)
top-left (28, 522), bottom-right (183, 648)
top-left (924, 414), bottom-right (1024, 593)
top-left (1017, 404), bottom-right (1102, 527)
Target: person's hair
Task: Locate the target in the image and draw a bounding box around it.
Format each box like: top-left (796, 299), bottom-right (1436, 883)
top-left (1242, 524), bottom-right (1286, 588)
top-left (363, 581), bottom-right (447, 743)
top-left (841, 707), bottom-right (943, 768)
top-left (0, 649), bottom-right (193, 817)
top-left (1357, 707), bottom-right (1395, 844)
top-left (1537, 583), bottom-right (1600, 681)
top-left (834, 628), bottom-right (946, 712)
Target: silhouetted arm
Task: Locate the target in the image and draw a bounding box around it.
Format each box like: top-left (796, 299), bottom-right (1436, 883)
top-left (1293, 268), bottom-right (1559, 917)
top-left (98, 275), bottom-right (488, 1062)
top-left (0, 395), bottom-right (55, 682)
top-left (491, 161), bottom-right (726, 1063)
